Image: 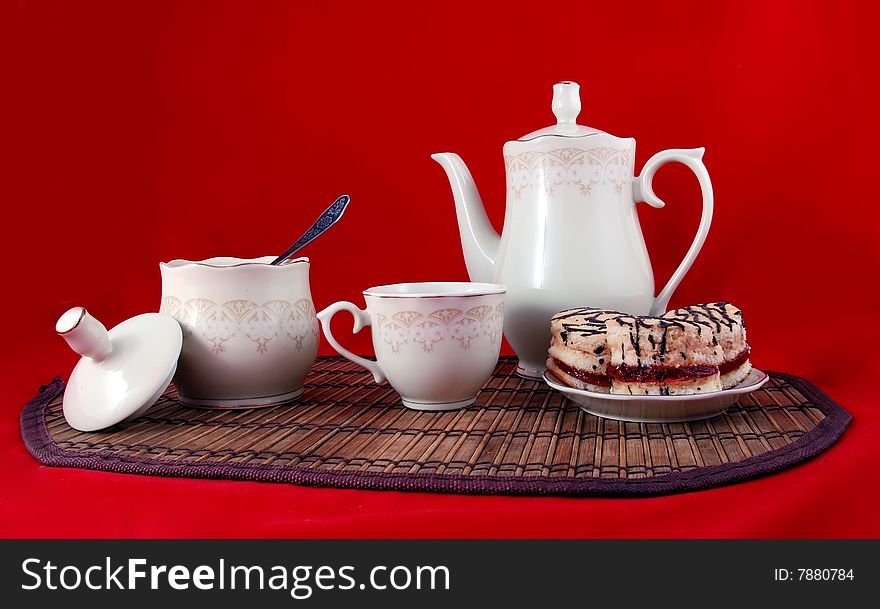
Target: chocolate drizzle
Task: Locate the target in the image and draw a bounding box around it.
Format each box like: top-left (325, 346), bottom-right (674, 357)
top-left (659, 325), bottom-right (669, 361)
top-left (615, 315), bottom-right (710, 369)
top-left (561, 322), bottom-right (605, 337)
top-left (664, 302), bottom-right (742, 333)
top-left (553, 307), bottom-right (628, 343)
top-left (629, 320), bottom-right (641, 362)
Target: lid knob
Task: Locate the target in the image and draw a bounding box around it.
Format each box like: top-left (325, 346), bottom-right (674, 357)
top-left (57, 307), bottom-right (113, 361)
top-left (552, 81), bottom-right (581, 125)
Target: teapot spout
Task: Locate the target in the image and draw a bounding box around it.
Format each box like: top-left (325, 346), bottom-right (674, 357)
top-left (431, 152), bottom-right (500, 283)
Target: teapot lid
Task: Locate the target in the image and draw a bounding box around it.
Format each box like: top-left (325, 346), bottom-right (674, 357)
top-left (517, 81), bottom-right (605, 141)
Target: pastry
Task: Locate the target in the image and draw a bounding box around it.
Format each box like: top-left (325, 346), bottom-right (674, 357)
top-left (662, 303), bottom-right (751, 389)
top-left (604, 314), bottom-right (723, 395)
top-left (547, 308), bottom-right (626, 392)
top-left (546, 302), bottom-right (751, 395)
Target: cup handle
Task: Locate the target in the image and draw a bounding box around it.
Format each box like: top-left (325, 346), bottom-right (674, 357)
top-left (634, 147), bottom-right (714, 316)
top-left (316, 301), bottom-right (386, 383)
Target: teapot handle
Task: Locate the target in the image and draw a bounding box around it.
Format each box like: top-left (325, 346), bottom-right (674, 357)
top-left (634, 147), bottom-right (714, 316)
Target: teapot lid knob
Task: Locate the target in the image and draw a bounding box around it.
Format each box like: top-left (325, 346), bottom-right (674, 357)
top-left (515, 80), bottom-right (603, 141)
top-left (552, 81), bottom-right (581, 125)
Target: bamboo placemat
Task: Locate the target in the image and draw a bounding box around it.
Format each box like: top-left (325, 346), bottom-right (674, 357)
top-left (20, 357), bottom-right (851, 496)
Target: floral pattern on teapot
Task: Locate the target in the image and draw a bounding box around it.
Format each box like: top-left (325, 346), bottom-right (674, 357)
top-left (161, 296), bottom-right (318, 354)
top-left (376, 303), bottom-right (504, 354)
top-left (504, 147), bottom-right (631, 199)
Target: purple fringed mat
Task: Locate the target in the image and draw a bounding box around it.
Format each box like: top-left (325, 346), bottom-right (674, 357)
top-left (20, 357), bottom-right (851, 496)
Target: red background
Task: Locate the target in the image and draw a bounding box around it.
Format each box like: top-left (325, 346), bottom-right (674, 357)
top-left (3, 0), bottom-right (879, 537)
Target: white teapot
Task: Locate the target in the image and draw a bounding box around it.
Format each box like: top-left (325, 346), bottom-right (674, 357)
top-left (432, 81), bottom-right (713, 379)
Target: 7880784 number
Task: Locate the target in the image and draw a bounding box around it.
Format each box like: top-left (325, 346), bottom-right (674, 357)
top-left (774, 568), bottom-right (854, 581)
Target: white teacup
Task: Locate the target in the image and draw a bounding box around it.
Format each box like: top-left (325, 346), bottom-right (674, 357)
top-left (317, 282), bottom-right (506, 411)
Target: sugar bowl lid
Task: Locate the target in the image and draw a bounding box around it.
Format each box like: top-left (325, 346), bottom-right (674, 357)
top-left (56, 307), bottom-right (182, 431)
top-left (517, 81), bottom-right (606, 141)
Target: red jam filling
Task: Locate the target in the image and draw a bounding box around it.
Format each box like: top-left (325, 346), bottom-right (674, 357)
top-left (719, 347), bottom-right (751, 375)
top-left (551, 359), bottom-right (611, 387)
top-left (553, 346), bottom-right (750, 386)
top-left (607, 363), bottom-right (718, 382)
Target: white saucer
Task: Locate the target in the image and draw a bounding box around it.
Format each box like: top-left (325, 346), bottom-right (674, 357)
top-left (543, 367), bottom-right (769, 423)
top-left (62, 313), bottom-right (182, 431)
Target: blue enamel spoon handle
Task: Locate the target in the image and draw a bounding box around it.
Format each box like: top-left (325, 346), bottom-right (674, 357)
top-left (271, 194), bottom-right (350, 265)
